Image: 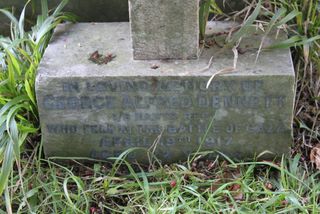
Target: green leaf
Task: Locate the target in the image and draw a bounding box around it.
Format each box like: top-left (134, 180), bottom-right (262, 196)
top-left (276, 10), bottom-right (301, 27)
top-left (53, 0), bottom-right (69, 17)
top-left (266, 35), bottom-right (320, 49)
top-left (18, 3), bottom-right (29, 39)
top-left (199, 0), bottom-right (211, 40)
top-left (0, 141), bottom-right (14, 195)
top-left (107, 188), bottom-right (120, 195)
top-left (6, 104), bottom-right (26, 160)
top-left (266, 35), bottom-right (301, 49)
top-left (35, 17), bottom-right (55, 44)
top-left (0, 9), bottom-right (18, 28)
top-left (0, 95), bottom-right (28, 117)
top-left (295, 35), bottom-right (320, 46)
top-left (6, 54), bottom-right (17, 94)
top-left (266, 8), bottom-right (287, 34)
top-left (6, 49), bottom-right (21, 76)
top-left (17, 124), bottom-right (37, 134)
top-left (210, 0), bottom-right (223, 14)
top-left (41, 0), bottom-right (48, 19)
top-left (25, 80), bottom-right (36, 106)
top-left (229, 0), bottom-right (262, 43)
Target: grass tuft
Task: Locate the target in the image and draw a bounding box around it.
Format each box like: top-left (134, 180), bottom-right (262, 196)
top-left (0, 0), bottom-right (75, 211)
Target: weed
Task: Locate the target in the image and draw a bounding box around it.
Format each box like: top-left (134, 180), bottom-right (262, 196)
top-left (0, 0), bottom-right (75, 210)
top-left (199, 0), bottom-right (223, 41)
top-left (3, 147), bottom-right (319, 213)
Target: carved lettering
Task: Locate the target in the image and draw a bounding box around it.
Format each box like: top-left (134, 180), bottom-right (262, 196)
top-left (47, 124), bottom-right (77, 134)
top-left (42, 78), bottom-right (290, 154)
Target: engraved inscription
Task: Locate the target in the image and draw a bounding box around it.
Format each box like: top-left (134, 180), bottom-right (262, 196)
top-left (40, 78), bottom-right (291, 159)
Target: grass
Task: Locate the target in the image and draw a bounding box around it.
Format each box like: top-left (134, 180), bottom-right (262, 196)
top-left (3, 147), bottom-right (320, 213)
top-left (0, 0), bottom-right (75, 211)
top-left (199, 0), bottom-right (223, 41)
top-left (0, 0), bottom-right (319, 213)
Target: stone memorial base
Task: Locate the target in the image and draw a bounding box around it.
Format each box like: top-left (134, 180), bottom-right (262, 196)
top-left (36, 22), bottom-right (295, 162)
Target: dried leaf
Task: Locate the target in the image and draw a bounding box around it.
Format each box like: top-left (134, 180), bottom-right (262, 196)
top-left (233, 192), bottom-right (244, 201)
top-left (310, 144), bottom-right (320, 170)
top-left (151, 64), bottom-right (160, 69)
top-left (210, 184), bottom-right (220, 192)
top-left (230, 183), bottom-right (241, 191)
top-left (207, 161), bottom-right (215, 170)
top-left (89, 51), bottom-right (116, 65)
top-left (206, 67), bottom-right (235, 89)
top-left (170, 180), bottom-right (177, 188)
top-left (281, 199), bottom-right (289, 206)
top-left (265, 182), bottom-right (273, 190)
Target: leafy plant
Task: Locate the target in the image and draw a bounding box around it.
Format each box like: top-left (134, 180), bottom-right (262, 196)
top-left (273, 0), bottom-right (320, 165)
top-left (0, 0), bottom-right (74, 203)
top-left (199, 0), bottom-right (222, 41)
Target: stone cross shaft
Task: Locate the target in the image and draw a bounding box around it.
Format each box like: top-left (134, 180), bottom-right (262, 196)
top-left (129, 0), bottom-right (199, 60)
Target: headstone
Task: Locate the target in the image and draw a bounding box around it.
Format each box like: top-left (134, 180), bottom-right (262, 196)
top-left (36, 22), bottom-right (295, 162)
top-left (128, 0), bottom-right (199, 59)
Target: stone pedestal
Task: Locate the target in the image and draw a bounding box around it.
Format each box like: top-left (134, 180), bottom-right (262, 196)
top-left (36, 23), bottom-right (295, 162)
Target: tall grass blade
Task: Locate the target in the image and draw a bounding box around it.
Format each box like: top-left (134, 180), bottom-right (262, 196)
top-left (276, 10), bottom-right (301, 27)
top-left (0, 141), bottom-right (14, 194)
top-left (40, 0), bottom-right (48, 19)
top-left (53, 0), bottom-right (69, 17)
top-left (229, 0), bottom-right (262, 43)
top-left (18, 3), bottom-right (29, 39)
top-left (199, 0), bottom-right (211, 40)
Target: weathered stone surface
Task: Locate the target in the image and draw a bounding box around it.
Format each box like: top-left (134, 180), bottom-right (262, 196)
top-left (128, 0), bottom-right (199, 60)
top-left (36, 23), bottom-right (295, 162)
